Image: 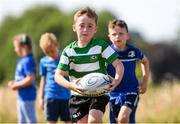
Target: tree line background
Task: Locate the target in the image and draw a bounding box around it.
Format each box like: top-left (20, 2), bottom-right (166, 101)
top-left (0, 5), bottom-right (180, 85)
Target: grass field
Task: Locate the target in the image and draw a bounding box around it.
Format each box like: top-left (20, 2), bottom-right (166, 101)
top-left (0, 82), bottom-right (180, 123)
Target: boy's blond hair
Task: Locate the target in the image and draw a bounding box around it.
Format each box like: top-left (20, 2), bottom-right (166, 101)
top-left (74, 7), bottom-right (98, 25)
top-left (39, 33), bottom-right (58, 53)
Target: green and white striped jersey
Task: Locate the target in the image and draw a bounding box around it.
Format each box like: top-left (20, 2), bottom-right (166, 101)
top-left (58, 38), bottom-right (119, 81)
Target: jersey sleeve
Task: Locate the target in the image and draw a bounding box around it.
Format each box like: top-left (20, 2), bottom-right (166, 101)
top-left (57, 48), bottom-right (70, 71)
top-left (39, 58), bottom-right (46, 76)
top-left (23, 57), bottom-right (36, 76)
top-left (101, 41), bottom-right (119, 64)
top-left (136, 48), bottom-right (144, 60)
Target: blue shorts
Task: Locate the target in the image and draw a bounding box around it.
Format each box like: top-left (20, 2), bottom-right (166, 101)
top-left (109, 93), bottom-right (139, 118)
top-left (45, 98), bottom-right (71, 122)
top-left (17, 100), bottom-right (37, 123)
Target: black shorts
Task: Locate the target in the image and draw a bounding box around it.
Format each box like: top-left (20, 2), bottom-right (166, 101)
top-left (110, 93), bottom-right (139, 118)
top-left (69, 95), bottom-right (109, 122)
top-left (45, 98), bottom-right (71, 122)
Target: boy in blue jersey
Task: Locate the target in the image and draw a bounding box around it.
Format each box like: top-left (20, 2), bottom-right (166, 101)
top-left (55, 7), bottom-right (124, 123)
top-left (39, 33), bottom-right (71, 123)
top-left (8, 34), bottom-right (37, 123)
top-left (107, 19), bottom-right (150, 123)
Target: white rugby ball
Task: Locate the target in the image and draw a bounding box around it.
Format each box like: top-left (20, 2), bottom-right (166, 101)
top-left (76, 72), bottom-right (112, 96)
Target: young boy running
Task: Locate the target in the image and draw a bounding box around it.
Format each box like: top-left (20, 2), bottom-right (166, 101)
top-left (55, 7), bottom-right (124, 123)
top-left (107, 19), bottom-right (150, 123)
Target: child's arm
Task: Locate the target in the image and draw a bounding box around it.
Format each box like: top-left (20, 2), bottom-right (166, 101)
top-left (38, 76), bottom-right (45, 110)
top-left (139, 56), bottom-right (150, 94)
top-left (55, 69), bottom-right (84, 95)
top-left (8, 74), bottom-right (35, 90)
top-left (109, 59), bottom-right (124, 90)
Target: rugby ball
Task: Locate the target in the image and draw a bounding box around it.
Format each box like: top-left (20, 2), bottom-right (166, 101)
top-left (76, 72), bottom-right (112, 96)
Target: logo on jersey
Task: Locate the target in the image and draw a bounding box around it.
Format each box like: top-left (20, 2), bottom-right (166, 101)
top-left (72, 112), bottom-right (81, 119)
top-left (69, 58), bottom-right (75, 62)
top-left (128, 51), bottom-right (135, 57)
top-left (91, 55), bottom-right (97, 60)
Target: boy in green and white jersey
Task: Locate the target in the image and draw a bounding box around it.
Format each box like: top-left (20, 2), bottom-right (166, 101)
top-left (59, 38), bottom-right (119, 87)
top-left (55, 7), bottom-right (124, 123)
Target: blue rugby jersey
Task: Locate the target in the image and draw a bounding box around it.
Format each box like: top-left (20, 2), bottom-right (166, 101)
top-left (15, 53), bottom-right (36, 101)
top-left (107, 44), bottom-right (144, 96)
top-left (39, 56), bottom-right (70, 100)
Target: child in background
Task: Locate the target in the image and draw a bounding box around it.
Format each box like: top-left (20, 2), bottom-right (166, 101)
top-left (55, 7), bottom-right (124, 123)
top-left (8, 34), bottom-right (37, 123)
top-left (39, 33), bottom-right (71, 123)
top-left (107, 19), bottom-right (150, 123)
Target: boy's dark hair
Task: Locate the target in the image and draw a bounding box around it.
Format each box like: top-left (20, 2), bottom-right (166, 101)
top-left (13, 34), bottom-right (32, 50)
top-left (108, 19), bottom-right (128, 32)
top-left (20, 34), bottom-right (32, 46)
top-left (74, 7), bottom-right (98, 25)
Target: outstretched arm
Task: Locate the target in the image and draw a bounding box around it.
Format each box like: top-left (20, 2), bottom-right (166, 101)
top-left (139, 56), bottom-right (150, 94)
top-left (110, 59), bottom-right (124, 90)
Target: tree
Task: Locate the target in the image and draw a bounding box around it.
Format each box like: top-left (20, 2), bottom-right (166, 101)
top-left (147, 43), bottom-right (180, 84)
top-left (0, 6), bottom-right (119, 84)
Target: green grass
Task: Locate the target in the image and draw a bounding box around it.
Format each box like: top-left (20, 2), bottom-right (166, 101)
top-left (136, 83), bottom-right (180, 123)
top-left (1, 82), bottom-right (180, 123)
